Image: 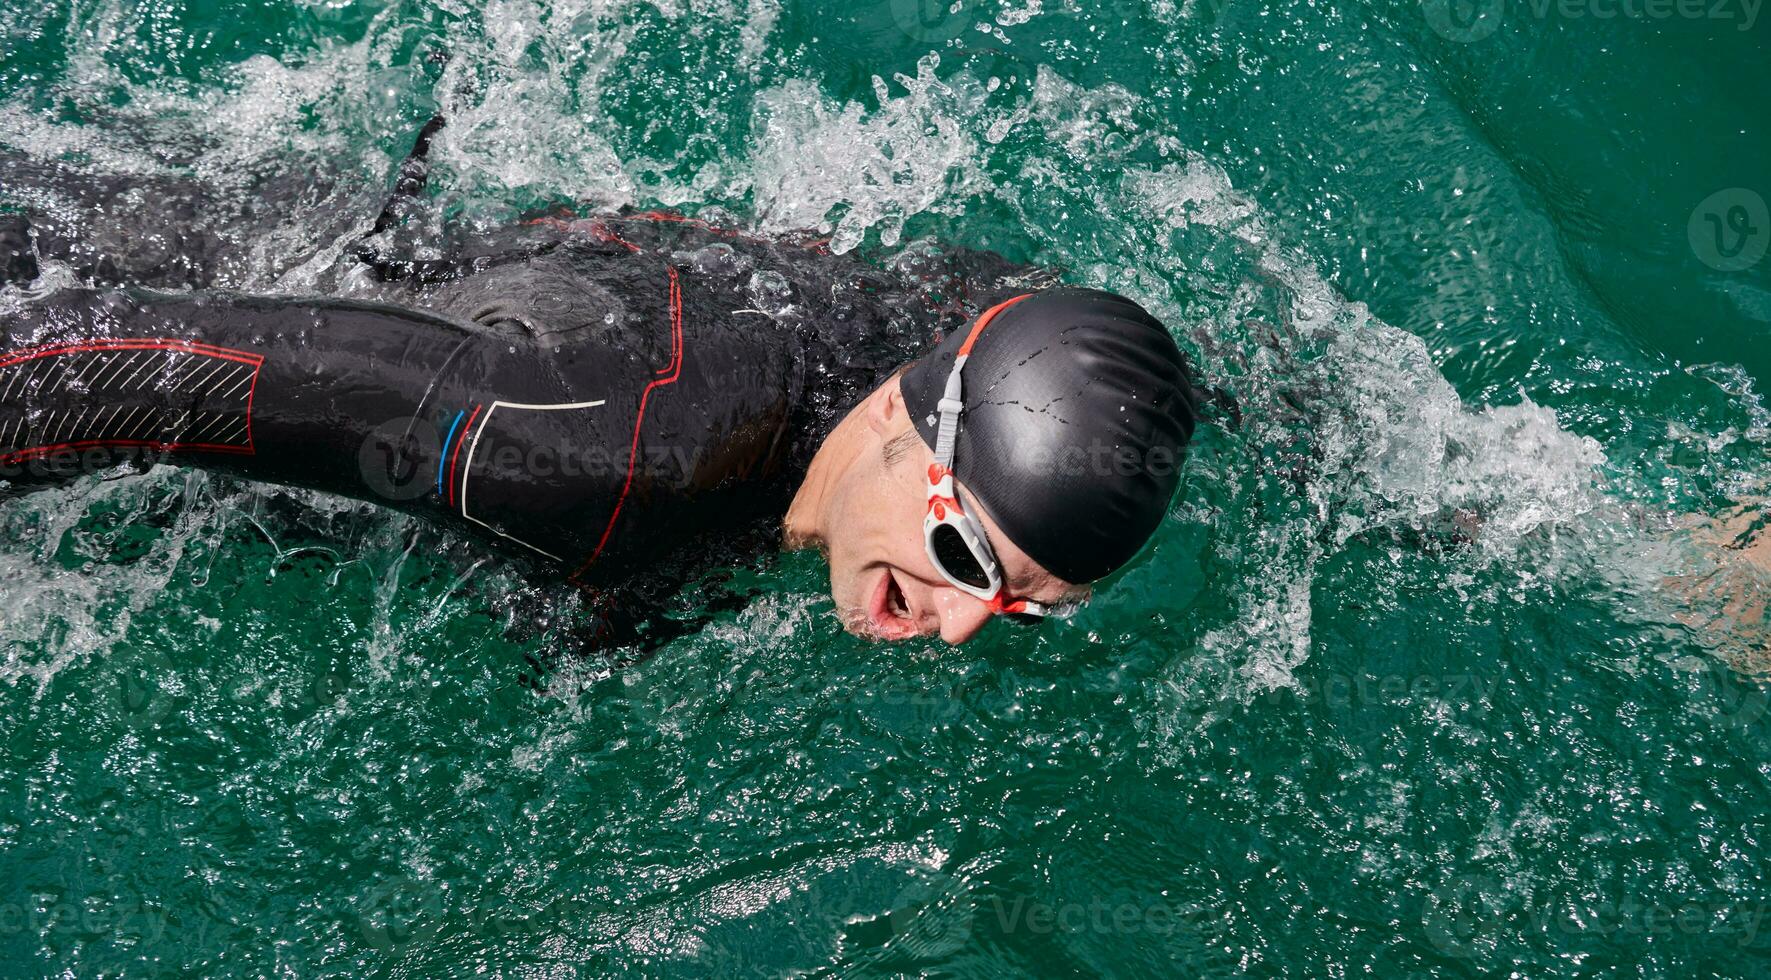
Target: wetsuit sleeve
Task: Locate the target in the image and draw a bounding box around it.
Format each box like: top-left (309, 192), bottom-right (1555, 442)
top-left (0, 287), bottom-right (475, 518)
top-left (0, 276), bottom-right (798, 588)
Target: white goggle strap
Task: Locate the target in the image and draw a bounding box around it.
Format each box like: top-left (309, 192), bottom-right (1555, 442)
top-left (931, 352), bottom-right (967, 474)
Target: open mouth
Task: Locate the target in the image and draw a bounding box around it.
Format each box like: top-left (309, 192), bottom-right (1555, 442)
top-left (867, 567), bottom-right (917, 639)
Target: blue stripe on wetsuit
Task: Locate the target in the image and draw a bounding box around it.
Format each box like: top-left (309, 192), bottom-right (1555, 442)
top-left (437, 408), bottom-right (465, 496)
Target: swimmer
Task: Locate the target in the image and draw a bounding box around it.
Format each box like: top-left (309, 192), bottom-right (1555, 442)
top-left (0, 128), bottom-right (1203, 646)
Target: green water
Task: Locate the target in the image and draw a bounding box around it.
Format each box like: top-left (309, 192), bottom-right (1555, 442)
top-left (2, 0), bottom-right (1770, 976)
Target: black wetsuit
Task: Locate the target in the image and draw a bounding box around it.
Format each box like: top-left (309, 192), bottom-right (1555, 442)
top-left (0, 146), bottom-right (1051, 597)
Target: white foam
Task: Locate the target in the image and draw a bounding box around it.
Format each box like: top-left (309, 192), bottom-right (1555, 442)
top-left (744, 57), bottom-right (988, 251)
top-left (0, 470), bottom-right (199, 694)
top-left (737, 0), bottom-right (781, 71)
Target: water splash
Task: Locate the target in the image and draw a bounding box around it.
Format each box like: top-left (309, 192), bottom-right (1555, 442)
top-left (745, 58), bottom-right (988, 252)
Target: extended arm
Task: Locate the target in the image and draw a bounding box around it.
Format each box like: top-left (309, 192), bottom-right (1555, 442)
top-left (0, 287), bottom-right (475, 514)
top-left (0, 149), bottom-right (330, 291)
top-left (0, 116), bottom-right (446, 292)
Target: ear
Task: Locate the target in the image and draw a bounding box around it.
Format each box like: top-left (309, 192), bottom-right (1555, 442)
top-left (866, 374), bottom-right (909, 438)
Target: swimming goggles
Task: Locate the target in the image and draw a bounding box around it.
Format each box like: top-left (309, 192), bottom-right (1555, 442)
top-left (922, 295), bottom-right (1081, 620)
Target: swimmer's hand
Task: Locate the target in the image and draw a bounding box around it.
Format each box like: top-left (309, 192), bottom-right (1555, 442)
top-left (0, 215), bottom-right (36, 286)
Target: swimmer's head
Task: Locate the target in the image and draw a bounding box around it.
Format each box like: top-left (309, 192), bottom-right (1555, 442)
top-left (787, 286), bottom-right (1198, 643)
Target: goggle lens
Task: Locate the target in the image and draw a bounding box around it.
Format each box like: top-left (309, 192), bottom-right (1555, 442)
top-left (929, 522), bottom-right (991, 589)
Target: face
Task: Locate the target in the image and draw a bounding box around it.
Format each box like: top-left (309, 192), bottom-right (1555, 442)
top-left (818, 377), bottom-right (1084, 644)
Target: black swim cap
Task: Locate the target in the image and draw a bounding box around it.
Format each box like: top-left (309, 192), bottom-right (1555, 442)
top-left (901, 287), bottom-right (1198, 584)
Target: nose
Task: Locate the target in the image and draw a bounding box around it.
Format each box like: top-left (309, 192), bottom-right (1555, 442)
top-left (931, 587), bottom-right (994, 645)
